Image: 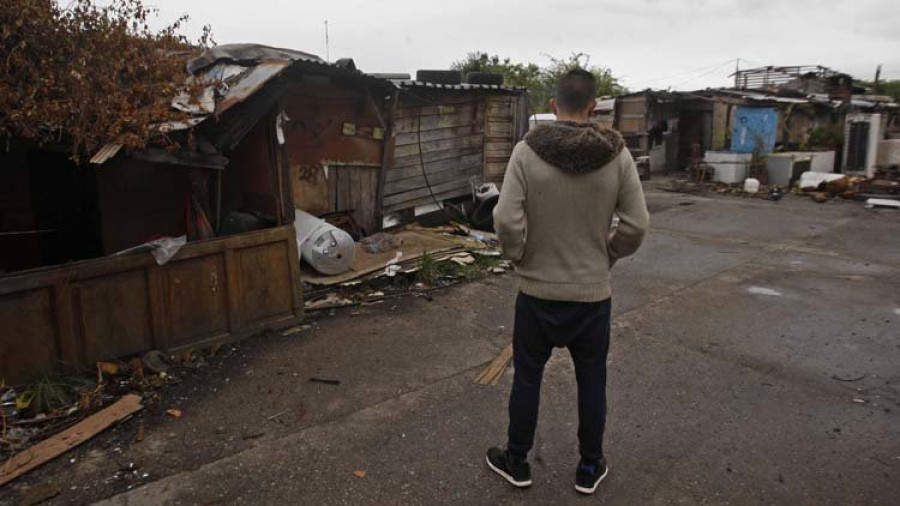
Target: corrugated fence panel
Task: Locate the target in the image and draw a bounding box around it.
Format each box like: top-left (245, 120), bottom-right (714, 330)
top-left (385, 98), bottom-right (486, 213)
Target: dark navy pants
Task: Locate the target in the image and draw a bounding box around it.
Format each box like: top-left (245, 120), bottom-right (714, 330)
top-left (506, 292), bottom-right (612, 462)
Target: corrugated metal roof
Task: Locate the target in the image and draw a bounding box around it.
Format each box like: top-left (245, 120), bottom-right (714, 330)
top-left (187, 44), bottom-right (323, 74)
top-left (90, 44), bottom-right (394, 164)
top-left (162, 45), bottom-right (395, 133)
top-left (394, 80), bottom-right (526, 92)
top-left (215, 61), bottom-right (291, 115)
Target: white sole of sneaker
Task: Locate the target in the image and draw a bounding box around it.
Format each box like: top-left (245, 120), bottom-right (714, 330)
top-left (485, 455), bottom-right (533, 488)
top-left (574, 465), bottom-right (609, 495)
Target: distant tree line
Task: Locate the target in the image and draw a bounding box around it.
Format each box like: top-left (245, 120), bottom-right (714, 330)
top-left (451, 52), bottom-right (626, 113)
top-left (856, 79), bottom-right (900, 102)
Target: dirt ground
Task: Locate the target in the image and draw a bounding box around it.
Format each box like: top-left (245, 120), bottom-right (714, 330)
top-left (2, 185), bottom-right (899, 505)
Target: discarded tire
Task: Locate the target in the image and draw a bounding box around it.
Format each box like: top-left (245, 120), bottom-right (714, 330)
top-left (415, 69), bottom-right (462, 85)
top-left (466, 72), bottom-right (504, 85)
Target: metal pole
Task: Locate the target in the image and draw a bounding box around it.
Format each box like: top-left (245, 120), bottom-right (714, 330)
top-left (324, 20), bottom-right (330, 63)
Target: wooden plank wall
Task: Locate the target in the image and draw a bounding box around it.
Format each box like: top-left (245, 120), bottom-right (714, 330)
top-left (616, 95), bottom-right (649, 156)
top-left (384, 95), bottom-right (486, 214)
top-left (0, 226), bottom-right (304, 384)
top-left (484, 96), bottom-right (517, 183)
top-left (327, 165), bottom-right (381, 235)
top-left (282, 82), bottom-right (386, 234)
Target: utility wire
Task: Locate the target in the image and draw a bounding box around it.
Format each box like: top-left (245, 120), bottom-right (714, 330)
top-left (626, 59), bottom-right (736, 89)
top-left (671, 59), bottom-right (739, 89)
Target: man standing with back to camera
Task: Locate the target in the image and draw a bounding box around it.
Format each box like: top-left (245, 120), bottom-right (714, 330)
top-left (486, 69), bottom-right (649, 495)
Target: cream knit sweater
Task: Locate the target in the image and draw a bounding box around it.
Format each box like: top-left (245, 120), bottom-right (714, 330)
top-left (493, 121), bottom-right (650, 302)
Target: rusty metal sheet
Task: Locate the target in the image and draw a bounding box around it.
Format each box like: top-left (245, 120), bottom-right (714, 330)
top-left (216, 61), bottom-right (291, 115)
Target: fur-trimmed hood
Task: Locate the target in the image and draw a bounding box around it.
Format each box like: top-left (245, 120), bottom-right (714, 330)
top-left (524, 121), bottom-right (625, 174)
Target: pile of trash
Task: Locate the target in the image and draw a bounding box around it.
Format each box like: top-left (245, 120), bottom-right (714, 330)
top-left (671, 167), bottom-right (900, 210)
top-left (0, 346), bottom-right (228, 483)
top-left (792, 170), bottom-right (900, 209)
top-left (300, 224), bottom-right (510, 311)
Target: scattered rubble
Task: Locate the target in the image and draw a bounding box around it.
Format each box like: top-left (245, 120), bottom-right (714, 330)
top-left (667, 166), bottom-right (900, 210)
top-left (300, 224), bottom-right (507, 312)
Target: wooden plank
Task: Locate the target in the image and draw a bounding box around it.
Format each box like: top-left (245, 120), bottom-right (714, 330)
top-left (485, 121), bottom-right (513, 137)
top-left (386, 153), bottom-right (484, 182)
top-left (396, 101), bottom-right (481, 117)
top-left (395, 100), bottom-right (481, 119)
top-left (165, 255), bottom-right (229, 347)
top-left (53, 282), bottom-right (79, 373)
top-left (485, 141), bottom-right (513, 158)
top-left (147, 264), bottom-right (170, 352)
top-left (485, 161), bottom-right (508, 180)
top-left (130, 149), bottom-right (228, 170)
top-left (0, 227), bottom-right (298, 296)
top-left (385, 163), bottom-right (481, 196)
top-left (394, 108), bottom-right (485, 134)
top-left (223, 248), bottom-right (243, 333)
top-left (394, 134), bottom-right (484, 159)
top-left (237, 242), bottom-right (294, 326)
top-left (474, 343), bottom-right (512, 386)
top-left (395, 124), bottom-right (485, 147)
top-left (0, 394), bottom-right (143, 486)
top-left (75, 270), bottom-right (154, 363)
top-left (0, 288), bottom-right (60, 382)
top-left (332, 165), bottom-right (380, 234)
top-left (375, 90), bottom-right (399, 233)
top-left (0, 226), bottom-right (302, 383)
top-left (382, 178), bottom-right (473, 207)
top-left (393, 147), bottom-right (483, 170)
top-left (383, 186), bottom-right (473, 214)
top-left (285, 222), bottom-right (304, 315)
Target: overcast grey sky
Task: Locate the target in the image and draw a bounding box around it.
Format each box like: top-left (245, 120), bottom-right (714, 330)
top-left (146, 0), bottom-right (899, 92)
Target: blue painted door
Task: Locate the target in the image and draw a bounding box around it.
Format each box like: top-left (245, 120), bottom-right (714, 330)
top-left (731, 107), bottom-right (778, 154)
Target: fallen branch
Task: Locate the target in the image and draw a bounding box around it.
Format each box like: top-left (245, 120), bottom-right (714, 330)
top-left (0, 394), bottom-right (143, 486)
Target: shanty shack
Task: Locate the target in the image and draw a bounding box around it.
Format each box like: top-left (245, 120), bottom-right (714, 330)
top-left (613, 90), bottom-right (715, 173)
top-left (382, 79), bottom-right (529, 222)
top-left (0, 44), bottom-right (395, 384)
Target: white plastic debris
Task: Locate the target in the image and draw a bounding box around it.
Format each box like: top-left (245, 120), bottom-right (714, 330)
top-left (113, 236), bottom-right (187, 265)
top-left (747, 287), bottom-right (782, 297)
top-left (865, 198), bottom-right (900, 209)
top-left (797, 171), bottom-right (845, 190)
top-left (743, 178), bottom-right (760, 194)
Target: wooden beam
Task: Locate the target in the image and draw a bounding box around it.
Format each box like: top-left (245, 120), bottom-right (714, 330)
top-left (375, 89), bottom-right (400, 232)
top-left (0, 394), bottom-right (143, 486)
top-left (129, 149), bottom-right (228, 170)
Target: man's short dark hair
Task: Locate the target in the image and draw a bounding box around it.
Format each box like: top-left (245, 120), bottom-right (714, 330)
top-left (555, 68), bottom-right (597, 113)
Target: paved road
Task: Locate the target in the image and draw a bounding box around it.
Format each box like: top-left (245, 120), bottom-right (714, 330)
top-left (7, 188), bottom-right (900, 505)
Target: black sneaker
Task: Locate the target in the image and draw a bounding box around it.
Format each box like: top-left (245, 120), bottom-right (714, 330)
top-left (574, 458), bottom-right (608, 494)
top-left (485, 447), bottom-right (532, 488)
